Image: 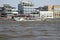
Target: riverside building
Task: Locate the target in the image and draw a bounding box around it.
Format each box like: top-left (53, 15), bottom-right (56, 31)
top-left (2, 4), bottom-right (18, 17)
top-left (18, 0), bottom-right (36, 15)
top-left (48, 5), bottom-right (60, 18)
top-left (0, 5), bottom-right (4, 17)
top-left (18, 0), bottom-right (40, 20)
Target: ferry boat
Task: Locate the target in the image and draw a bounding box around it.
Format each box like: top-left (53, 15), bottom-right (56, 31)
top-left (14, 17), bottom-right (37, 21)
top-left (13, 15), bottom-right (41, 21)
top-left (13, 14), bottom-right (49, 21)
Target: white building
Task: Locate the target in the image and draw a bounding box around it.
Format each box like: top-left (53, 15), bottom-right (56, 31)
top-left (40, 11), bottom-right (53, 19)
top-left (11, 9), bottom-right (18, 15)
top-left (3, 4), bottom-right (18, 15)
top-left (18, 0), bottom-right (36, 15)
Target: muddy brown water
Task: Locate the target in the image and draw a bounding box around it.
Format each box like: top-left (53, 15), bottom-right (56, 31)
top-left (0, 21), bottom-right (60, 40)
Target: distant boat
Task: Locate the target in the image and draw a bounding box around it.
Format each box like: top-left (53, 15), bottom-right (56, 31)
top-left (13, 15), bottom-right (43, 21)
top-left (14, 17), bottom-right (38, 21)
top-left (14, 17), bottom-right (25, 21)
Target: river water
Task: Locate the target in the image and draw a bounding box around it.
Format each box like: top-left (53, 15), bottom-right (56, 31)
top-left (0, 21), bottom-right (60, 40)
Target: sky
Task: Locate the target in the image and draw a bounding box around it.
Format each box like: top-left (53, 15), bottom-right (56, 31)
top-left (0, 0), bottom-right (60, 9)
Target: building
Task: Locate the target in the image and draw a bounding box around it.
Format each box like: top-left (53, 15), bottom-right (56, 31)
top-left (18, 0), bottom-right (36, 15)
top-left (48, 5), bottom-right (60, 18)
top-left (0, 5), bottom-right (3, 13)
top-left (39, 11), bottom-right (53, 19)
top-left (18, 1), bottom-right (39, 19)
top-left (2, 4), bottom-right (18, 17)
top-left (38, 5), bottom-right (60, 18)
top-left (0, 5), bottom-right (4, 17)
top-left (36, 6), bottom-right (48, 11)
top-left (3, 4), bottom-right (15, 14)
top-left (2, 4), bottom-right (14, 17)
top-left (0, 4), bottom-right (18, 19)
top-left (18, 0), bottom-right (40, 20)
top-left (11, 9), bottom-right (18, 15)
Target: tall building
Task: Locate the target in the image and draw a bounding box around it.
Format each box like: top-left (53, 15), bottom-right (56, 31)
top-left (18, 0), bottom-right (36, 15)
